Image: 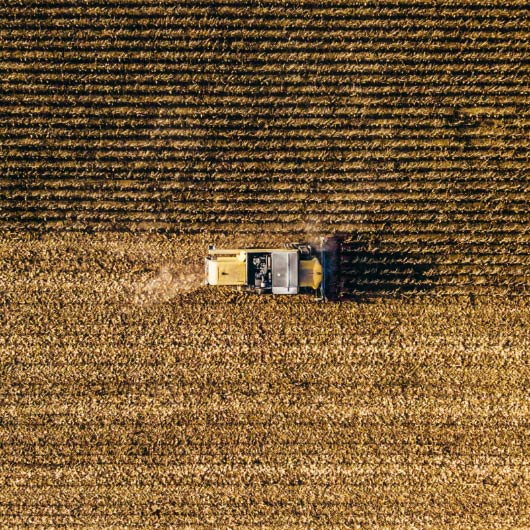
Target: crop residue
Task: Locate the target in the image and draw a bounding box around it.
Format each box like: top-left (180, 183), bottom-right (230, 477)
top-left (133, 263), bottom-right (204, 306)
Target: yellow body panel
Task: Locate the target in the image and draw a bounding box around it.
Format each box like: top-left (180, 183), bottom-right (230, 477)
top-left (207, 257), bottom-right (247, 285)
top-left (299, 258), bottom-right (323, 289)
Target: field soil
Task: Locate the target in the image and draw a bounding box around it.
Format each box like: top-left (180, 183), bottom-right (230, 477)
top-left (1, 233), bottom-right (529, 528)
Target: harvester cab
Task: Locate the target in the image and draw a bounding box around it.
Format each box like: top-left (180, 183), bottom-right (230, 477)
top-left (205, 236), bottom-right (341, 300)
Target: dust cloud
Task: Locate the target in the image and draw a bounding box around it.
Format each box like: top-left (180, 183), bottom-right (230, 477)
top-left (132, 262), bottom-right (204, 306)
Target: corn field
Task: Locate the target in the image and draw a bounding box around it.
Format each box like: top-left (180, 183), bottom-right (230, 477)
top-left (2, 1), bottom-right (530, 294)
top-left (1, 1), bottom-right (530, 528)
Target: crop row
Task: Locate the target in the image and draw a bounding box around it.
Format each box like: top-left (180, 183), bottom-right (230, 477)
top-left (3, 27), bottom-right (529, 44)
top-left (2, 129), bottom-right (527, 147)
top-left (2, 167), bottom-right (528, 179)
top-left (2, 70), bottom-right (528, 85)
top-left (3, 135), bottom-right (529, 149)
top-left (1, 168), bottom-right (527, 187)
top-left (0, 183), bottom-right (526, 199)
top-left (1, 13), bottom-right (528, 31)
top-left (4, 47), bottom-right (530, 61)
top-left (4, 192), bottom-right (530, 206)
top-left (5, 83), bottom-right (527, 101)
top-left (2, 106), bottom-right (525, 121)
top-left (4, 41), bottom-right (530, 56)
top-left (10, 0), bottom-right (530, 8)
top-left (2, 111), bottom-right (530, 127)
top-left (4, 152), bottom-right (530, 164)
top-left (5, 202), bottom-right (527, 221)
top-left (3, 62), bottom-right (528, 77)
top-left (4, 4), bottom-right (529, 16)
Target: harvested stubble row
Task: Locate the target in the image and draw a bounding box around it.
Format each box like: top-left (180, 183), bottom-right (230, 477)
top-left (1, 232), bottom-right (530, 529)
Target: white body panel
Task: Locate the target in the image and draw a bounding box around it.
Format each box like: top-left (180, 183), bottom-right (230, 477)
top-left (271, 251), bottom-right (299, 294)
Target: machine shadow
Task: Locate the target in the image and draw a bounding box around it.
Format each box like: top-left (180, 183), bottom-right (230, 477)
top-left (327, 235), bottom-right (439, 300)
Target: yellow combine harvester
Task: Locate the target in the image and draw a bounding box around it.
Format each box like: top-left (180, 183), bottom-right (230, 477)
top-left (205, 237), bottom-right (341, 300)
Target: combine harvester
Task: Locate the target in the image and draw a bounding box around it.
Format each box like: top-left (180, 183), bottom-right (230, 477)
top-left (205, 236), bottom-right (342, 300)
